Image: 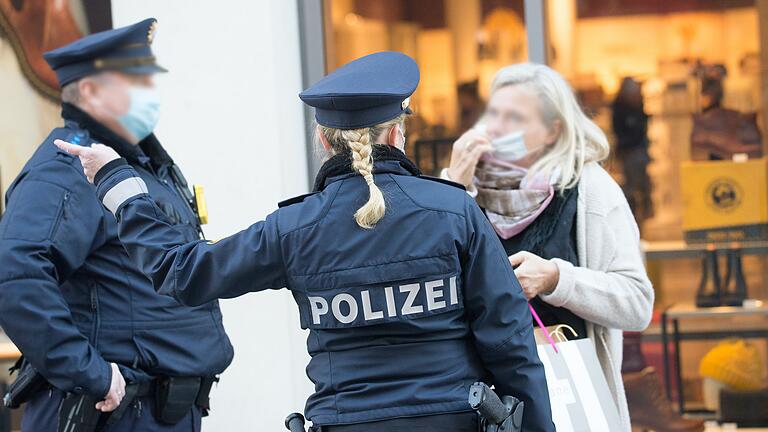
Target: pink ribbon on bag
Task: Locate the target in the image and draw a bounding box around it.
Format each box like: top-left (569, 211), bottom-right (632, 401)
top-left (529, 303), bottom-right (559, 354)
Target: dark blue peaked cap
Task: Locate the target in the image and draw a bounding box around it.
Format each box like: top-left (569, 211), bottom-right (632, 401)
top-left (299, 51), bottom-right (420, 129)
top-left (44, 18), bottom-right (167, 86)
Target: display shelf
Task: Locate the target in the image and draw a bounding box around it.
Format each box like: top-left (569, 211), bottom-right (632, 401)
top-left (660, 303), bottom-right (768, 415)
top-left (642, 240), bottom-right (768, 260)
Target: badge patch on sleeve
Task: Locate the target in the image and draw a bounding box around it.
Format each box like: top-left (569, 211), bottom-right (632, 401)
top-left (297, 274), bottom-right (463, 329)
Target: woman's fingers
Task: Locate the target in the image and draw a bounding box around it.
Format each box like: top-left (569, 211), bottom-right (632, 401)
top-left (509, 251), bottom-right (529, 267)
top-left (469, 142), bottom-right (493, 161)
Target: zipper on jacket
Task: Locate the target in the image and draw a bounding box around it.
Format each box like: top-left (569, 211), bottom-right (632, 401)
top-left (49, 191), bottom-right (70, 238)
top-left (89, 281), bottom-right (101, 348)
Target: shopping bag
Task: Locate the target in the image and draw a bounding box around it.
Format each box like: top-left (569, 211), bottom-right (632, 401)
top-left (534, 324), bottom-right (623, 432)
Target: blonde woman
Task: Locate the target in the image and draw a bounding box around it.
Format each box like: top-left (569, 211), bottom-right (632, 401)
top-left (57, 53), bottom-right (556, 431)
top-left (445, 63), bottom-right (654, 431)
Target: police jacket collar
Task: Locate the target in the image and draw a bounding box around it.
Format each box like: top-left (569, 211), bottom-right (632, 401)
top-left (313, 144), bottom-right (421, 192)
top-left (61, 102), bottom-right (174, 169)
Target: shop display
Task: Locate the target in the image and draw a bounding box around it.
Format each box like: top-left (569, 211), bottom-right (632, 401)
top-left (624, 367), bottom-right (705, 432)
top-left (690, 64), bottom-right (762, 161)
top-left (681, 158), bottom-right (768, 244)
top-left (699, 340), bottom-right (765, 392)
top-left (719, 387), bottom-right (768, 427)
top-left (695, 248), bottom-right (749, 308)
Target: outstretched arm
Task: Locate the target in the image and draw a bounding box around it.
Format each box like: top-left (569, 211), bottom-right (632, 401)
top-left (54, 140), bottom-right (288, 305)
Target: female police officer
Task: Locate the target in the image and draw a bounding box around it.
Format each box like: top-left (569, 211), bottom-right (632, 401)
top-left (56, 52), bottom-right (555, 432)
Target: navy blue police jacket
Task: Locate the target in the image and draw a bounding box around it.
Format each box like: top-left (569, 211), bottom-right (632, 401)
top-left (0, 104), bottom-right (233, 398)
top-left (92, 148), bottom-right (555, 431)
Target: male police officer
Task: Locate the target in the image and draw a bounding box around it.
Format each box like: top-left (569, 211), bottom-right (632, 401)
top-left (0, 18), bottom-right (233, 431)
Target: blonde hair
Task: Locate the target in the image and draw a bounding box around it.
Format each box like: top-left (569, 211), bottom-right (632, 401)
top-left (489, 63), bottom-right (610, 191)
top-left (317, 115), bottom-right (406, 229)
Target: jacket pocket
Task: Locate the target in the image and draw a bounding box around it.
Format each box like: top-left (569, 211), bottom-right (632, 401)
top-left (2, 180), bottom-right (69, 241)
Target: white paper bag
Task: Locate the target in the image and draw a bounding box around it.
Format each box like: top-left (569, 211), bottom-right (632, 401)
top-left (536, 338), bottom-right (623, 432)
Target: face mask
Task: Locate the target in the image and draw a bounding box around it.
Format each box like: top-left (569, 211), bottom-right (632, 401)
top-left (491, 130), bottom-right (527, 161)
top-left (118, 87), bottom-right (161, 142)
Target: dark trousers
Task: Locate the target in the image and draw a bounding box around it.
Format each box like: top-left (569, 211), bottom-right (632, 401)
top-left (21, 390), bottom-right (201, 432)
top-left (314, 412), bottom-right (479, 432)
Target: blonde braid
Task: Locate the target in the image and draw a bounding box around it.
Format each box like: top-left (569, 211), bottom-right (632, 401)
top-left (317, 115), bottom-right (406, 229)
top-left (342, 128), bottom-right (386, 229)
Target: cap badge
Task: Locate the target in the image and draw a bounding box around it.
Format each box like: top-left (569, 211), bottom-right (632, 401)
top-left (401, 96), bottom-right (410, 111)
top-left (147, 21), bottom-right (158, 44)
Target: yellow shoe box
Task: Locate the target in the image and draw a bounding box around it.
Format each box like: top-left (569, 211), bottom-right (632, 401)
top-left (681, 158), bottom-right (768, 243)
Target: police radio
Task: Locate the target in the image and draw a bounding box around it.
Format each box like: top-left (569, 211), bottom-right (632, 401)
top-left (168, 165), bottom-right (208, 237)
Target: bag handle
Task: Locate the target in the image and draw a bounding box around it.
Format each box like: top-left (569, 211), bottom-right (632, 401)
top-left (529, 304), bottom-right (559, 353)
top-left (550, 324), bottom-right (579, 343)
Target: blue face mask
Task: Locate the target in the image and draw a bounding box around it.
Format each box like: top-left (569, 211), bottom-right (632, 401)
top-left (491, 130), bottom-right (527, 161)
top-left (118, 87), bottom-right (161, 142)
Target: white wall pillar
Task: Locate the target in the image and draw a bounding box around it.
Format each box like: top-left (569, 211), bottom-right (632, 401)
top-left (547, 0), bottom-right (577, 79)
top-left (111, 1), bottom-right (313, 430)
top-left (446, 0), bottom-right (481, 84)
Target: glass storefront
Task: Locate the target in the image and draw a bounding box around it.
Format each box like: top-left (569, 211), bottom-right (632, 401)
top-left (323, 0), bottom-right (528, 174)
top-left (323, 0), bottom-right (768, 418)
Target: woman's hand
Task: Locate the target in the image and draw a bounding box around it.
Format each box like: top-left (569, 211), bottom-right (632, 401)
top-left (447, 128), bottom-right (493, 187)
top-left (54, 140), bottom-right (120, 183)
top-left (509, 251), bottom-right (560, 300)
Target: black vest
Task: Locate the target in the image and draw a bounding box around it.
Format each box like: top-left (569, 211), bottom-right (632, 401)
top-left (497, 186), bottom-right (587, 339)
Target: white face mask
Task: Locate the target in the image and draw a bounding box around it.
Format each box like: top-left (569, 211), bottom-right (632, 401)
top-left (491, 130), bottom-right (527, 161)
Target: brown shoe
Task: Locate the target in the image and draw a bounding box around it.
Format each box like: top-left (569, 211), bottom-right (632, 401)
top-left (624, 367), bottom-right (705, 432)
top-left (0, 0), bottom-right (82, 100)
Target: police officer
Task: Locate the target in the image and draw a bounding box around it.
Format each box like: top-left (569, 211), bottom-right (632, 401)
top-left (0, 18), bottom-right (233, 431)
top-left (58, 52), bottom-right (555, 431)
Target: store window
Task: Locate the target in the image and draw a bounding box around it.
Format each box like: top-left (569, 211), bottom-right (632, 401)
top-left (323, 0), bottom-right (768, 420)
top-left (323, 0), bottom-right (527, 174)
top-left (545, 0), bottom-right (768, 417)
top-left (547, 0), bottom-right (763, 239)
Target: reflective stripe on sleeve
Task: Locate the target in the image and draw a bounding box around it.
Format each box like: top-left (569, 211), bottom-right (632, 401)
top-left (102, 177), bottom-right (149, 215)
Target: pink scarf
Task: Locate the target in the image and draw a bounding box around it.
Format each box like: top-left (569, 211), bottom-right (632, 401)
top-left (473, 155), bottom-right (556, 239)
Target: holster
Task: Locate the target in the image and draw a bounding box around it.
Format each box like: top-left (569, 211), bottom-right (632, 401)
top-left (57, 393), bottom-right (105, 432)
top-left (478, 396), bottom-right (524, 432)
top-left (3, 357), bottom-right (49, 409)
top-left (154, 376), bottom-right (218, 425)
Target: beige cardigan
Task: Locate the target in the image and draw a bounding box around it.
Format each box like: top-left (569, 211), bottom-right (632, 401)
top-left (444, 161), bottom-right (654, 430)
top-left (539, 161), bottom-right (654, 431)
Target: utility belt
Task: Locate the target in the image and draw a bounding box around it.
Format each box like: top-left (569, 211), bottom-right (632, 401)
top-left (126, 375), bottom-right (219, 422)
top-left (4, 357), bottom-right (218, 431)
top-left (57, 375), bottom-right (218, 431)
top-left (310, 412), bottom-right (479, 432)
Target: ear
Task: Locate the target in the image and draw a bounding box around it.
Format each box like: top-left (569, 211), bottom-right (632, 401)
top-left (386, 124), bottom-right (401, 148)
top-left (316, 125), bottom-right (332, 151)
top-left (546, 119), bottom-right (563, 145)
top-left (78, 78), bottom-right (95, 100)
